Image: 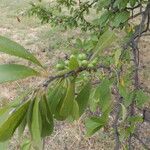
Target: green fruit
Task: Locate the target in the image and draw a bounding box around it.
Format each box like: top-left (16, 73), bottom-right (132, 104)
top-left (65, 60), bottom-right (69, 66)
top-left (70, 54), bottom-right (76, 59)
top-left (88, 63), bottom-right (94, 68)
top-left (56, 64), bottom-right (65, 70)
top-left (78, 53), bottom-right (87, 60)
top-left (81, 60), bottom-right (88, 66)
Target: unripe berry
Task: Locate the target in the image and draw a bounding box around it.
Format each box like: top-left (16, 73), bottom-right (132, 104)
top-left (56, 64), bottom-right (65, 70)
top-left (65, 60), bottom-right (69, 66)
top-left (70, 54), bottom-right (76, 59)
top-left (88, 63), bottom-right (94, 68)
top-left (81, 60), bottom-right (88, 66)
top-left (78, 53), bottom-right (87, 60)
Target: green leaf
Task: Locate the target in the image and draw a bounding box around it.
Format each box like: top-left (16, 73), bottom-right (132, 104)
top-left (0, 35), bottom-right (43, 67)
top-left (21, 139), bottom-right (31, 150)
top-left (95, 79), bottom-right (111, 112)
top-left (0, 64), bottom-right (39, 84)
top-left (99, 11), bottom-right (112, 27)
top-left (48, 80), bottom-right (65, 115)
top-left (128, 116), bottom-right (143, 123)
top-left (71, 100), bottom-right (79, 120)
top-left (91, 30), bottom-right (116, 60)
top-left (85, 117), bottom-right (103, 136)
top-left (60, 78), bottom-right (75, 118)
top-left (0, 100), bottom-right (30, 141)
top-left (118, 85), bottom-right (134, 107)
top-left (39, 94), bottom-right (54, 138)
top-left (31, 97), bottom-right (42, 149)
top-left (135, 90), bottom-right (149, 107)
top-left (53, 86), bottom-right (68, 121)
top-left (0, 141), bottom-right (8, 150)
top-left (113, 0), bottom-right (129, 10)
top-left (130, 0), bottom-right (136, 7)
top-left (0, 106), bottom-right (10, 117)
top-left (0, 107), bottom-right (13, 126)
top-left (112, 11), bottom-right (130, 27)
top-left (76, 81), bottom-right (91, 116)
top-left (85, 109), bottom-right (109, 136)
top-left (18, 114), bottom-right (27, 137)
top-left (97, 0), bottom-right (111, 10)
top-left (69, 56), bottom-right (79, 70)
top-left (27, 99), bottom-right (35, 133)
top-left (0, 89), bottom-right (31, 125)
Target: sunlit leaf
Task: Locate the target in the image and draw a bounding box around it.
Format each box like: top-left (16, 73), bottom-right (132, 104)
top-left (95, 79), bottom-right (111, 112)
top-left (60, 78), bottom-right (75, 118)
top-left (0, 35), bottom-right (43, 67)
top-left (85, 109), bottom-right (110, 136)
top-left (69, 56), bottom-right (79, 70)
top-left (112, 11), bottom-right (130, 27)
top-left (0, 64), bottom-right (39, 84)
top-left (135, 90), bottom-right (149, 107)
top-left (91, 30), bottom-right (116, 60)
top-left (39, 94), bottom-right (54, 138)
top-left (20, 139), bottom-right (31, 150)
top-left (31, 97), bottom-right (42, 149)
top-left (0, 100), bottom-right (30, 141)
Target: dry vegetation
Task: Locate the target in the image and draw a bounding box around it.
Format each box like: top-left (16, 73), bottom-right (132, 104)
top-left (0, 1), bottom-right (150, 150)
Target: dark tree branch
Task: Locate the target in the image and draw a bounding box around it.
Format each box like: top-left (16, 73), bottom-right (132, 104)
top-left (42, 64), bottom-right (111, 87)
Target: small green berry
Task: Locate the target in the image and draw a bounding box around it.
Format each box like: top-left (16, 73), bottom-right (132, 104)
top-left (81, 60), bottom-right (88, 66)
top-left (65, 60), bottom-right (69, 66)
top-left (70, 54), bottom-right (76, 59)
top-left (78, 53), bottom-right (87, 60)
top-left (56, 64), bottom-right (65, 70)
top-left (88, 63), bottom-right (94, 68)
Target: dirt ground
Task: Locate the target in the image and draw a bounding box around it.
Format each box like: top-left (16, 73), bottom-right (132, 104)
top-left (0, 1), bottom-right (150, 150)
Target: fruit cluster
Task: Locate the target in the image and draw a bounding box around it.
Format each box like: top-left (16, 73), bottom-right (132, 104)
top-left (56, 53), bottom-right (98, 71)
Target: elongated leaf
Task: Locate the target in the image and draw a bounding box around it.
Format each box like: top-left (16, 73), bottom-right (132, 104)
top-left (91, 30), bottom-right (116, 60)
top-left (0, 35), bottom-right (43, 67)
top-left (76, 81), bottom-right (91, 116)
top-left (0, 107), bottom-right (14, 126)
top-left (48, 80), bottom-right (65, 115)
top-left (112, 11), bottom-right (130, 27)
top-left (0, 89), bottom-right (31, 124)
top-left (21, 139), bottom-right (31, 150)
top-left (69, 57), bottom-right (79, 70)
top-left (31, 97), bottom-right (42, 149)
top-left (85, 109), bottom-right (109, 136)
top-left (39, 94), bottom-right (54, 138)
top-left (0, 64), bottom-right (39, 84)
top-left (95, 79), bottom-right (111, 112)
top-left (18, 114), bottom-right (27, 137)
top-left (86, 117), bottom-right (103, 136)
top-left (71, 100), bottom-right (79, 120)
top-left (27, 99), bottom-right (35, 133)
top-left (135, 90), bottom-right (149, 107)
top-left (0, 141), bottom-right (8, 150)
top-left (0, 100), bottom-right (30, 141)
top-left (53, 86), bottom-right (68, 121)
top-left (60, 78), bottom-right (75, 118)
